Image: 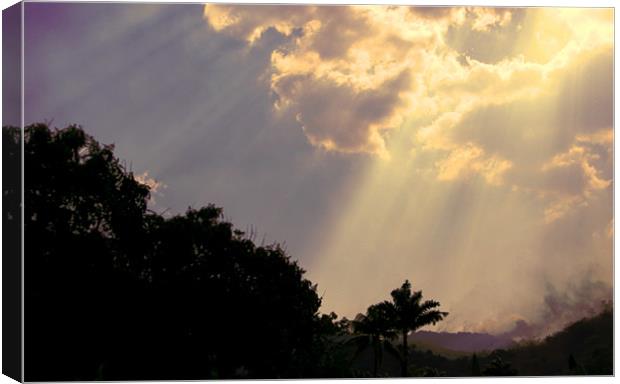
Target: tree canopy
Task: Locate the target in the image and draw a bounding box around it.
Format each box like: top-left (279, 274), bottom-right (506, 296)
top-left (15, 124), bottom-right (333, 380)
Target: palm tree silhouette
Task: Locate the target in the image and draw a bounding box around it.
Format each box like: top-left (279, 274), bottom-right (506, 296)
top-left (348, 303), bottom-right (399, 377)
top-left (385, 280), bottom-right (448, 377)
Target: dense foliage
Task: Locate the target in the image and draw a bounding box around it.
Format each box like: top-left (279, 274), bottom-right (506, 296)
top-left (15, 124), bottom-right (340, 380)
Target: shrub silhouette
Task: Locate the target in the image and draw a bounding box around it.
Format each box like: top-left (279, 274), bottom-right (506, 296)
top-left (14, 123), bottom-right (335, 380)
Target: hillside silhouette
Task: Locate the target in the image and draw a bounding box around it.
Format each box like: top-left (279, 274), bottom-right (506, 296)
top-left (409, 330), bottom-right (514, 354)
top-left (345, 307), bottom-right (612, 377)
top-left (5, 123), bottom-right (613, 379)
top-left (504, 305), bottom-right (612, 375)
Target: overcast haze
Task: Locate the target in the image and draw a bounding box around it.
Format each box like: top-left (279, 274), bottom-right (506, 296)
top-left (23, 3), bottom-right (613, 337)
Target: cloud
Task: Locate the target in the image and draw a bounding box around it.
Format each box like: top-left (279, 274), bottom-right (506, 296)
top-left (272, 70), bottom-right (411, 157)
top-left (203, 6), bottom-right (612, 198)
top-left (468, 7), bottom-right (513, 32)
top-left (542, 149), bottom-right (610, 223)
top-left (407, 6), bottom-right (458, 21)
top-left (423, 43), bottom-right (611, 220)
top-left (135, 171), bottom-right (164, 193)
top-left (435, 143), bottom-right (512, 186)
top-left (135, 171), bottom-right (167, 205)
top-left (204, 5), bottom-right (533, 157)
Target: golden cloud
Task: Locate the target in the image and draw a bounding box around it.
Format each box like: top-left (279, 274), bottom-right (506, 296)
top-left (135, 171), bottom-right (166, 205)
top-left (203, 5), bottom-right (543, 156)
top-left (538, 129), bottom-right (612, 223)
top-left (203, 5), bottom-right (612, 220)
top-left (435, 142), bottom-right (513, 185)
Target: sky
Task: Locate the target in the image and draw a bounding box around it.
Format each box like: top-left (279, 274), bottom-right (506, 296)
top-left (21, 3), bottom-right (613, 338)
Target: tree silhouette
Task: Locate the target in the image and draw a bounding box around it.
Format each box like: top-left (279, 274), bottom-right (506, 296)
top-left (16, 123), bottom-right (333, 380)
top-left (348, 303), bottom-right (399, 377)
top-left (383, 280), bottom-right (448, 377)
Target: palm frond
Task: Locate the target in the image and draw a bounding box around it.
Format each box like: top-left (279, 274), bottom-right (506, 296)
top-left (418, 299), bottom-right (441, 312)
top-left (414, 309), bottom-right (449, 329)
